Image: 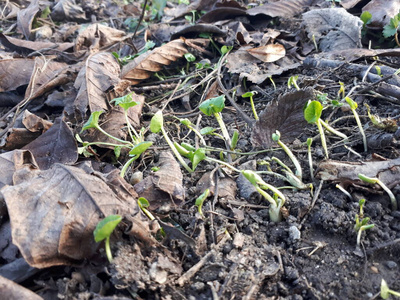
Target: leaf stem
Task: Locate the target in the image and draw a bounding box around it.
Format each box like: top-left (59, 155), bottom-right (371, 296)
top-left (214, 112), bottom-right (231, 144)
top-left (317, 119), bottom-right (329, 159)
top-left (105, 236), bottom-right (113, 262)
top-left (320, 119), bottom-right (348, 140)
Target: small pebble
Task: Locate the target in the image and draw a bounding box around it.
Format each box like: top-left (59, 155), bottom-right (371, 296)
top-left (385, 261), bottom-right (398, 270)
top-left (370, 266), bottom-right (379, 274)
top-left (289, 226), bottom-right (301, 241)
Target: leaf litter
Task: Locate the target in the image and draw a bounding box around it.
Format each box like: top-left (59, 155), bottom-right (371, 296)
top-left (0, 0), bottom-right (400, 299)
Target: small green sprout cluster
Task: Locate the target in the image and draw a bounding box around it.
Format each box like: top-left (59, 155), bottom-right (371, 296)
top-left (78, 92), bottom-right (152, 178)
top-left (358, 174), bottom-right (397, 210)
top-left (354, 199), bottom-right (374, 249)
top-left (94, 215), bottom-right (122, 262)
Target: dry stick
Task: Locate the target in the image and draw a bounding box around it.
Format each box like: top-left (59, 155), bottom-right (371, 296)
top-left (176, 233), bottom-right (231, 286)
top-left (132, 0), bottom-right (148, 39)
top-left (216, 53), bottom-right (255, 126)
top-left (366, 238), bottom-right (400, 255)
top-left (299, 180), bottom-right (324, 230)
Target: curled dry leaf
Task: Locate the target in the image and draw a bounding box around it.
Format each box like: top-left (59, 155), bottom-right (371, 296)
top-left (74, 24), bottom-right (126, 52)
top-left (251, 89), bottom-right (314, 148)
top-left (22, 110), bottom-right (53, 133)
top-left (0, 58), bottom-right (35, 92)
top-left (23, 118), bottom-right (78, 170)
top-left (16, 0), bottom-right (39, 40)
top-left (2, 163), bottom-right (142, 268)
top-left (302, 8), bottom-right (363, 52)
top-left (121, 40), bottom-right (188, 85)
top-left (134, 151), bottom-right (185, 210)
top-left (73, 52), bottom-right (121, 119)
top-left (247, 0), bottom-right (314, 18)
top-left (246, 43), bottom-right (286, 63)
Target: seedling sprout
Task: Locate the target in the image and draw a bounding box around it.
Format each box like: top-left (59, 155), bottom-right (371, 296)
top-left (195, 189), bottom-right (210, 218)
top-left (307, 138), bottom-right (314, 181)
top-left (241, 170), bottom-right (286, 222)
top-left (150, 110), bottom-right (192, 173)
top-left (354, 199), bottom-right (374, 249)
top-left (242, 91), bottom-right (259, 121)
top-left (288, 75), bottom-right (300, 91)
top-left (358, 174), bottom-right (397, 210)
top-left (345, 97), bottom-right (367, 152)
top-left (272, 131), bottom-right (302, 180)
top-left (94, 215), bottom-right (122, 263)
top-left (381, 279), bottom-right (400, 299)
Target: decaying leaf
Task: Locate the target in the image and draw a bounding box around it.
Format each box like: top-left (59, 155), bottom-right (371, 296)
top-left (23, 118), bottom-right (78, 170)
top-left (302, 8), bottom-right (363, 52)
top-left (251, 89), bottom-right (315, 148)
top-left (2, 162), bottom-right (143, 268)
top-left (121, 40), bottom-right (187, 85)
top-left (73, 52), bottom-right (121, 119)
top-left (0, 275), bottom-right (43, 300)
top-left (246, 43), bottom-right (286, 63)
top-left (17, 0), bottom-right (39, 40)
top-left (51, 0), bottom-right (86, 22)
top-left (362, 0), bottom-right (400, 29)
top-left (22, 110), bottom-right (53, 133)
top-left (134, 151), bottom-right (185, 210)
top-left (74, 24), bottom-right (126, 52)
top-left (247, 0), bottom-right (314, 18)
top-left (0, 58), bottom-right (35, 92)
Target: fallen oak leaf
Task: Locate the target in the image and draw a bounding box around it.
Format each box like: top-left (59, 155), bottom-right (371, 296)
top-left (246, 43), bottom-right (286, 63)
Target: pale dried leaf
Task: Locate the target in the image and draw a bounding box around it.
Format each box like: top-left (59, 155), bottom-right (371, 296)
top-left (51, 0), bottom-right (86, 22)
top-left (362, 0), bottom-right (400, 29)
top-left (0, 275), bottom-right (43, 300)
top-left (302, 8), bottom-right (363, 52)
top-left (134, 152), bottom-right (185, 210)
top-left (247, 0), bottom-right (314, 18)
top-left (0, 58), bottom-right (35, 92)
top-left (17, 0), bottom-right (39, 40)
top-left (23, 118), bottom-right (78, 170)
top-left (2, 163), bottom-right (138, 268)
top-left (340, 0), bottom-right (364, 9)
top-left (74, 24), bottom-right (126, 52)
top-left (22, 110), bottom-right (53, 133)
top-left (73, 52), bottom-right (121, 119)
top-left (121, 40), bottom-right (187, 85)
top-left (251, 89), bottom-right (315, 148)
top-left (246, 43), bottom-right (286, 63)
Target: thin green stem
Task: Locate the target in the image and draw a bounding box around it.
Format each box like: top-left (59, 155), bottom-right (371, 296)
top-left (214, 112), bottom-right (231, 144)
top-left (161, 126), bottom-right (193, 173)
top-left (188, 125), bottom-right (207, 146)
top-left (307, 143), bottom-right (314, 182)
top-left (277, 140), bottom-right (302, 180)
top-left (377, 181), bottom-right (398, 210)
top-left (351, 109), bottom-right (367, 152)
top-left (317, 119), bottom-right (329, 159)
top-left (205, 157), bottom-right (240, 172)
top-left (83, 141), bottom-right (129, 148)
top-left (256, 186), bottom-right (281, 222)
top-left (124, 110), bottom-right (140, 142)
top-left (96, 125), bottom-right (133, 146)
top-left (249, 97), bottom-right (259, 120)
top-left (105, 236), bottom-right (113, 262)
top-left (120, 156), bottom-right (139, 178)
top-left (320, 119), bottom-right (348, 140)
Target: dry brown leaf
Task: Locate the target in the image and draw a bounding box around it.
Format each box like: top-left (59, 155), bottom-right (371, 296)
top-left (17, 0), bottom-right (39, 40)
top-left (246, 43), bottom-right (286, 63)
top-left (22, 110), bottom-right (53, 133)
top-left (134, 151), bottom-right (185, 210)
top-left (1, 128), bottom-right (42, 150)
top-left (251, 89), bottom-right (315, 148)
top-left (73, 52), bottom-right (121, 119)
top-left (0, 275), bottom-right (43, 300)
top-left (23, 118), bottom-right (78, 170)
top-left (0, 58), bottom-right (35, 92)
top-left (247, 0), bottom-right (314, 18)
top-left (51, 0), bottom-right (86, 22)
top-left (74, 24), bottom-right (126, 52)
top-left (2, 163), bottom-right (142, 268)
top-left (362, 0), bottom-right (400, 29)
top-left (121, 40), bottom-right (187, 85)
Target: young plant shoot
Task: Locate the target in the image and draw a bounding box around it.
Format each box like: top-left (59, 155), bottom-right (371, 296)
top-left (381, 279), bottom-right (400, 299)
top-left (150, 110), bottom-right (193, 173)
top-left (358, 174), bottom-right (397, 210)
top-left (174, 142), bottom-right (206, 171)
top-left (304, 100), bottom-right (347, 159)
top-left (94, 215), bottom-right (122, 263)
top-left (241, 170), bottom-right (286, 222)
top-left (307, 138), bottom-right (314, 181)
top-left (272, 131), bottom-right (302, 181)
top-left (195, 188), bottom-right (210, 218)
top-left (288, 75), bottom-right (300, 91)
top-left (354, 199), bottom-right (374, 249)
top-left (179, 118), bottom-right (207, 146)
top-left (199, 95), bottom-right (231, 145)
top-left (345, 97), bottom-right (367, 152)
top-left (242, 91), bottom-right (259, 121)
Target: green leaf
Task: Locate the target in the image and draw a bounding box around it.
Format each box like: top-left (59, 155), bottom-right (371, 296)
top-left (93, 215), bottom-right (122, 243)
top-left (381, 279), bottom-right (390, 299)
top-left (231, 130), bottom-right (239, 150)
top-left (180, 118), bottom-right (192, 126)
top-left (306, 137), bottom-right (313, 147)
top-left (221, 45), bottom-right (232, 55)
top-left (114, 146), bottom-right (122, 159)
top-left (81, 111), bottom-right (103, 132)
top-left (192, 148), bottom-right (206, 170)
top-left (358, 173), bottom-right (378, 184)
top-left (272, 130), bottom-right (281, 142)
top-left (111, 93), bottom-right (138, 111)
top-left (150, 111), bottom-right (163, 133)
top-left (138, 197), bottom-right (150, 208)
top-left (241, 170), bottom-right (262, 186)
top-left (242, 91), bottom-right (257, 98)
top-left (153, 0), bottom-right (167, 19)
top-left (199, 95), bottom-right (225, 116)
top-left (383, 14), bottom-right (400, 38)
top-left (174, 142), bottom-right (190, 157)
top-left (181, 142), bottom-right (196, 152)
top-left (200, 127), bottom-right (217, 135)
top-left (360, 11), bottom-right (372, 26)
top-left (304, 101), bottom-right (322, 124)
top-left (195, 189), bottom-right (209, 206)
top-left (129, 141), bottom-right (153, 155)
top-left (184, 53), bottom-right (196, 62)
top-left (345, 97), bottom-right (358, 110)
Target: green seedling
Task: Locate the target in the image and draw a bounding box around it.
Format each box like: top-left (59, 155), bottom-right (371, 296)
top-left (184, 53), bottom-right (196, 73)
top-left (150, 110), bottom-right (192, 173)
top-left (272, 131), bottom-right (302, 180)
top-left (199, 95), bottom-right (231, 145)
top-left (112, 41), bottom-right (155, 66)
top-left (231, 130), bottom-right (239, 151)
top-left (304, 100), bottom-right (348, 159)
top-left (354, 199), bottom-right (374, 248)
top-left (336, 184), bottom-right (353, 200)
top-left (338, 81), bottom-right (345, 99)
top-left (381, 279), bottom-right (400, 299)
top-left (307, 138), bottom-right (314, 181)
top-left (242, 91), bottom-right (259, 121)
top-left (269, 77), bottom-right (277, 90)
top-left (195, 189), bottom-right (210, 218)
top-left (138, 197), bottom-right (165, 236)
top-left (365, 103), bottom-right (398, 132)
top-left (345, 97), bottom-right (367, 152)
top-left (200, 126), bottom-right (224, 141)
top-left (180, 118), bottom-right (207, 146)
top-left (288, 75), bottom-right (300, 91)
top-left (94, 215), bottom-right (122, 263)
top-left (383, 11), bottom-right (400, 47)
top-left (358, 174), bottom-right (397, 210)
top-left (375, 66), bottom-right (382, 77)
top-left (174, 142), bottom-right (206, 171)
top-left (241, 170), bottom-right (286, 222)
top-left (312, 34), bottom-right (318, 52)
